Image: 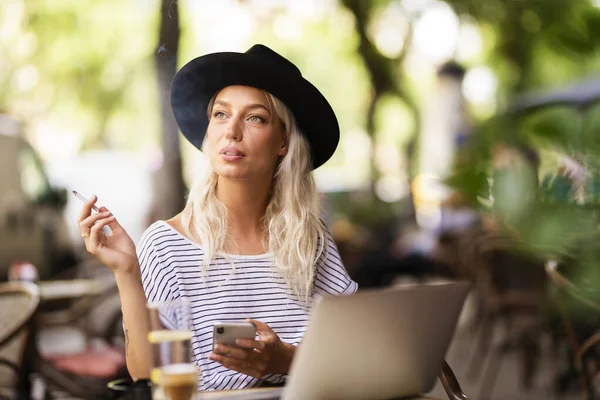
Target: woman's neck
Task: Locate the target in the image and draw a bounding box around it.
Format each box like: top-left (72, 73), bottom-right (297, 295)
top-left (216, 177), bottom-right (271, 244)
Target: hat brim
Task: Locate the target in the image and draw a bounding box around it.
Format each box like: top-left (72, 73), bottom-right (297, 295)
top-left (170, 52), bottom-right (339, 170)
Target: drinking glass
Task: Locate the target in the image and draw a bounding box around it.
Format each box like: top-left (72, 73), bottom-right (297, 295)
top-left (147, 299), bottom-right (199, 400)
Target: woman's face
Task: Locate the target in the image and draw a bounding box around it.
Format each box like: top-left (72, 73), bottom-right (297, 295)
top-left (205, 85), bottom-right (287, 182)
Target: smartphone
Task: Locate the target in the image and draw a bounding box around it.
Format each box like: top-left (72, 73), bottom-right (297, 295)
top-left (213, 321), bottom-right (256, 349)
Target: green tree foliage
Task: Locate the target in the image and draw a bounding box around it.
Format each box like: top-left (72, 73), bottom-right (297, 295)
top-left (446, 0), bottom-right (600, 92)
top-left (341, 0), bottom-right (419, 186)
top-left (1, 0), bottom-right (159, 150)
top-left (443, 0), bottom-right (600, 293)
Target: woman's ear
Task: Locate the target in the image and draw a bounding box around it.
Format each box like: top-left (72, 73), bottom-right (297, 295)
top-left (278, 134), bottom-right (289, 157)
top-left (279, 141), bottom-right (288, 156)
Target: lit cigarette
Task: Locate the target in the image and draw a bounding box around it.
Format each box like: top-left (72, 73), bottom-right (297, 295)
top-left (72, 190), bottom-right (99, 212)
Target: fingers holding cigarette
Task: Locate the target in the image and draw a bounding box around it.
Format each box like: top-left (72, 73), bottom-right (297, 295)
top-left (76, 192), bottom-right (98, 225)
top-left (76, 193), bottom-right (112, 238)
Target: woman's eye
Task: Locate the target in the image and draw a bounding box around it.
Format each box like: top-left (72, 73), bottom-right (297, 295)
top-left (213, 111), bottom-right (227, 119)
top-left (248, 115), bottom-right (265, 123)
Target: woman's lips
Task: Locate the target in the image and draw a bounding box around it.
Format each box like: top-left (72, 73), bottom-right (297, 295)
top-left (220, 147), bottom-right (246, 161)
top-left (221, 153), bottom-right (245, 161)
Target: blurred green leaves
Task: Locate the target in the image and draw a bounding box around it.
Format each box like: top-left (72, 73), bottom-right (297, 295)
top-left (1, 0), bottom-right (159, 150)
top-left (515, 203), bottom-right (599, 258)
top-left (521, 107), bottom-right (581, 151)
top-left (440, 0), bottom-right (600, 280)
top-left (546, 6), bottom-right (600, 56)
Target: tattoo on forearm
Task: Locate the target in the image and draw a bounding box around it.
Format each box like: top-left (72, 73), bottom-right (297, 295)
top-left (125, 325), bottom-right (130, 355)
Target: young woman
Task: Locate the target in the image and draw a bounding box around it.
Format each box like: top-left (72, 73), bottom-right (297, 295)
top-left (77, 44), bottom-right (357, 391)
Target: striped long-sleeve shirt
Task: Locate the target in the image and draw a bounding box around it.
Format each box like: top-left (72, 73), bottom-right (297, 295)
top-left (138, 220), bottom-right (358, 391)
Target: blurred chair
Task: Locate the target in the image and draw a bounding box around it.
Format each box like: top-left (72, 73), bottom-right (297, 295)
top-left (575, 330), bottom-right (600, 399)
top-left (0, 281), bottom-right (40, 399)
top-left (13, 259), bottom-right (128, 399)
top-left (38, 258), bottom-right (125, 348)
top-left (438, 360), bottom-right (469, 400)
top-left (545, 260), bottom-right (600, 399)
top-left (456, 226), bottom-right (549, 400)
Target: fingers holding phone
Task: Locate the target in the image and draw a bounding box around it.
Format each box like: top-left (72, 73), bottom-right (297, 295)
top-left (209, 321), bottom-right (263, 378)
top-left (209, 320), bottom-right (295, 378)
top-left (213, 321), bottom-right (257, 349)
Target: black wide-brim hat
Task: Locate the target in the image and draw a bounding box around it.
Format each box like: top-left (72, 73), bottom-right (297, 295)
top-left (170, 44), bottom-right (339, 170)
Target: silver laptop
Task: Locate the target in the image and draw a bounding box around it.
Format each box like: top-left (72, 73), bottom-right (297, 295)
top-left (202, 281), bottom-right (470, 400)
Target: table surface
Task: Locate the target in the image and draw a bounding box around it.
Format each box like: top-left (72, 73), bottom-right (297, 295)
top-left (190, 388), bottom-right (443, 400)
top-left (38, 279), bottom-right (104, 301)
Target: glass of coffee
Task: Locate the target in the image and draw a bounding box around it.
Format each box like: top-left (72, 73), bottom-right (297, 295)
top-left (147, 299), bottom-right (199, 400)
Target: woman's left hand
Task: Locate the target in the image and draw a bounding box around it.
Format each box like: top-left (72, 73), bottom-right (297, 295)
top-left (209, 319), bottom-right (296, 378)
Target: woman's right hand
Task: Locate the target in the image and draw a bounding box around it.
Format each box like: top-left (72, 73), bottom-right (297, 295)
top-left (77, 194), bottom-right (138, 275)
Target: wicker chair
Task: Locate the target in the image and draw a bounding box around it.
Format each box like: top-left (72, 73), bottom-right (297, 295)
top-left (455, 226), bottom-right (548, 400)
top-left (0, 281), bottom-right (40, 399)
top-left (438, 360), bottom-right (469, 400)
top-left (32, 259), bottom-right (128, 399)
top-left (545, 260), bottom-right (600, 399)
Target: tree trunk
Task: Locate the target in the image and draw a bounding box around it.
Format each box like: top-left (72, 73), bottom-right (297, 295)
top-left (341, 0), bottom-right (419, 195)
top-left (342, 0), bottom-right (389, 193)
top-left (151, 0), bottom-right (186, 221)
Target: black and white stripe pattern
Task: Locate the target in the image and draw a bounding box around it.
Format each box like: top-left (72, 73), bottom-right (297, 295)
top-left (138, 221), bottom-right (357, 391)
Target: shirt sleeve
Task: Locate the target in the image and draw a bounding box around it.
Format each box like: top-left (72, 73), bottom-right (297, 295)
top-left (312, 225), bottom-right (358, 297)
top-left (137, 223), bottom-right (179, 330)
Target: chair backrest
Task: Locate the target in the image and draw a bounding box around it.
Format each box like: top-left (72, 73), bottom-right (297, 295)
top-left (0, 281), bottom-right (40, 346)
top-left (545, 260), bottom-right (600, 313)
top-left (0, 281), bottom-right (40, 391)
top-left (461, 227), bottom-right (546, 298)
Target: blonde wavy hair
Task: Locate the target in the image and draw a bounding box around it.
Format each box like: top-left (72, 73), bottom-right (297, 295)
top-left (181, 90), bottom-right (326, 305)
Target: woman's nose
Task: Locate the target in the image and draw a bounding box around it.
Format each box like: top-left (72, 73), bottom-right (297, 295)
top-left (225, 120), bottom-right (243, 141)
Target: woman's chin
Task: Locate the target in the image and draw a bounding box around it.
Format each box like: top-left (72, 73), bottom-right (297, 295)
top-left (213, 165), bottom-right (250, 180)
top-left (212, 161), bottom-right (274, 183)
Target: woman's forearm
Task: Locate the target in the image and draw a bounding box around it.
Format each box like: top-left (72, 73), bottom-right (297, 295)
top-left (115, 266), bottom-right (151, 379)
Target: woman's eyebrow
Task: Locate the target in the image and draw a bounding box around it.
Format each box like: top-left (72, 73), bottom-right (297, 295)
top-left (245, 104), bottom-right (271, 114)
top-left (214, 99), bottom-right (270, 114)
top-left (214, 99), bottom-right (230, 108)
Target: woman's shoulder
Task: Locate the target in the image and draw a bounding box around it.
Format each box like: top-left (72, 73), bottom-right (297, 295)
top-left (138, 217), bottom-right (184, 250)
top-left (164, 213), bottom-right (185, 235)
top-left (139, 214), bottom-right (204, 252)
top-left (137, 217), bottom-right (203, 269)
top-left (139, 220), bottom-right (169, 241)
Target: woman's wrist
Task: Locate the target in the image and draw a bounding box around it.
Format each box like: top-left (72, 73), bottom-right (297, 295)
top-left (274, 341), bottom-right (296, 375)
top-left (114, 261), bottom-right (142, 284)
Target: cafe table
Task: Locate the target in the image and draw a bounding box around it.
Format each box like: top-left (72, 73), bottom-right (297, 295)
top-left (35, 279), bottom-right (106, 325)
top-left (189, 388), bottom-right (445, 400)
top-left (147, 359), bottom-right (466, 400)
top-left (190, 360), bottom-right (464, 400)
top-left (38, 278), bottom-right (104, 301)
